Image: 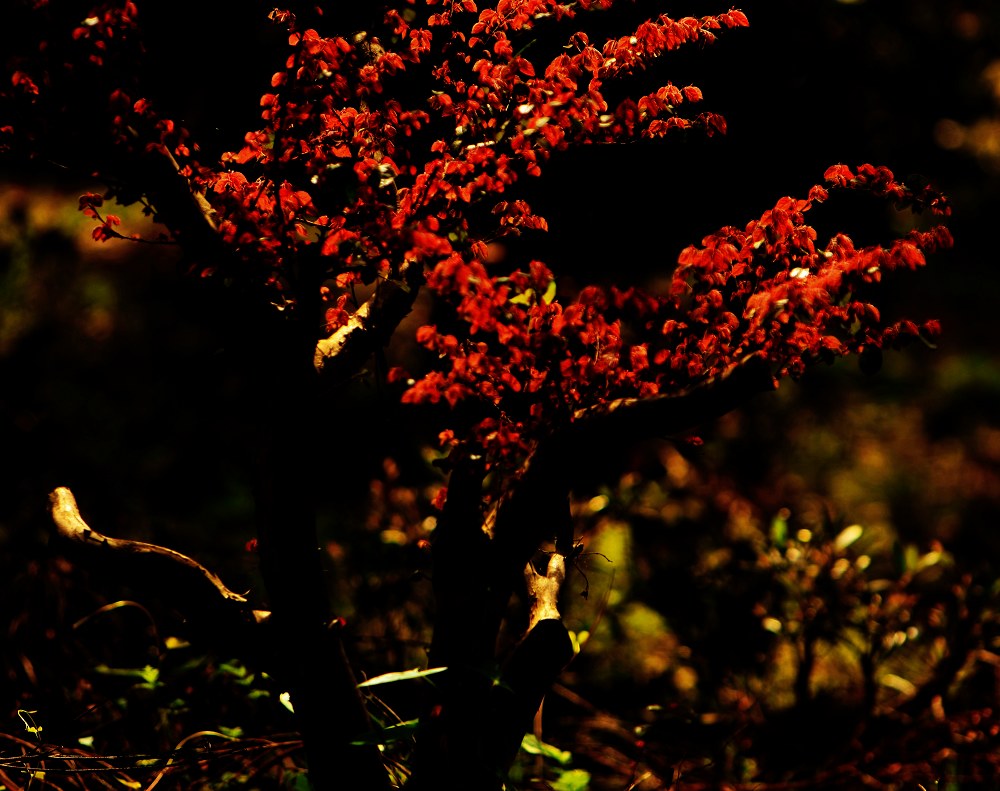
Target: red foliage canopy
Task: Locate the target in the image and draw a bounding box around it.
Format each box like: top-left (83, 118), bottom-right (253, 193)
top-left (2, 0), bottom-right (951, 485)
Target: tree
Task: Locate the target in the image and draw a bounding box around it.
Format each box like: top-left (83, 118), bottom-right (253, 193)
top-left (2, 2), bottom-right (952, 788)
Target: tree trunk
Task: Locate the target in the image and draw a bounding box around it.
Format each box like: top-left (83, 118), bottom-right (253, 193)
top-left (250, 317), bottom-right (389, 791)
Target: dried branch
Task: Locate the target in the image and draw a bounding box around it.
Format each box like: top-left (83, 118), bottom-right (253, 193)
top-left (154, 146), bottom-right (220, 236)
top-left (113, 140), bottom-right (228, 264)
top-left (48, 487), bottom-right (267, 624)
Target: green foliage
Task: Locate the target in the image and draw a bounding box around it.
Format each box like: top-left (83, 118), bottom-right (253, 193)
top-left (357, 667), bottom-right (447, 688)
top-left (551, 768), bottom-right (592, 791)
top-left (510, 736), bottom-right (591, 789)
top-left (519, 734), bottom-right (573, 766)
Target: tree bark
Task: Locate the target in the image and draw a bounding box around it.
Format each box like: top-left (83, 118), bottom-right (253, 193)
top-left (406, 355), bottom-right (776, 789)
top-left (249, 316), bottom-right (390, 791)
top-left (122, 147), bottom-right (393, 790)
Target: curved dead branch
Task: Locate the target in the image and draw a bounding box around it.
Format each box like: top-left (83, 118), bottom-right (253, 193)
top-left (48, 487), bottom-right (268, 624)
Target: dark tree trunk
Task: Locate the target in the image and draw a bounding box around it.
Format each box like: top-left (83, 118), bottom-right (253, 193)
top-left (249, 316), bottom-right (390, 791)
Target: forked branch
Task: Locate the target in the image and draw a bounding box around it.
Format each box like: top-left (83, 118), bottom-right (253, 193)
top-left (493, 353), bottom-right (776, 561)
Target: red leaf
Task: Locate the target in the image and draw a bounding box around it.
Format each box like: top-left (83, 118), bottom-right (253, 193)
top-left (823, 163), bottom-right (854, 187)
top-left (682, 85), bottom-right (703, 102)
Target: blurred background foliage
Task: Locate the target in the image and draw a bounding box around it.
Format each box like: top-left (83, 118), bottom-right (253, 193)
top-left (1, 0), bottom-right (999, 788)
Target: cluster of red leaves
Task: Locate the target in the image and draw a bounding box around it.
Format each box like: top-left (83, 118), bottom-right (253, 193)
top-left (78, 192), bottom-right (129, 242)
top-left (1, 2), bottom-right (951, 478)
top-left (660, 164), bottom-right (951, 383)
top-left (402, 163), bottom-right (951, 472)
top-left (3, 1), bottom-right (745, 275)
top-left (68, 1), bottom-right (140, 67)
top-left (201, 1), bottom-right (748, 293)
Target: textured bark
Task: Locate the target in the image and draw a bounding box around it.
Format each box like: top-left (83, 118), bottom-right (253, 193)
top-left (244, 298), bottom-right (390, 791)
top-left (99, 147), bottom-right (392, 791)
top-left (314, 277), bottom-right (420, 381)
top-left (407, 356), bottom-right (776, 789)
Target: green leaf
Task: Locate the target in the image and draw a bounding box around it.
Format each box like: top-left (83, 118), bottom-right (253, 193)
top-left (93, 664), bottom-right (160, 685)
top-left (17, 710), bottom-right (42, 736)
top-left (217, 660), bottom-right (249, 679)
top-left (552, 768), bottom-right (591, 791)
top-left (770, 513), bottom-right (788, 547)
top-left (541, 279), bottom-right (557, 304)
top-left (357, 667), bottom-right (446, 687)
top-left (520, 734), bottom-right (572, 765)
top-left (286, 771), bottom-right (313, 791)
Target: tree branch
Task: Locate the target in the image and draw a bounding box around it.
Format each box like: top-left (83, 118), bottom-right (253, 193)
top-left (494, 353), bottom-right (776, 563)
top-left (314, 277), bottom-right (420, 382)
top-left (524, 552), bottom-right (566, 631)
top-left (48, 487), bottom-right (268, 625)
top-left (411, 357), bottom-right (775, 788)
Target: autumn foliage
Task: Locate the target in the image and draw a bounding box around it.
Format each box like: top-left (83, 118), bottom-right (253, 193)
top-left (2, 3), bottom-right (951, 467)
top-left (0, 1), bottom-right (962, 789)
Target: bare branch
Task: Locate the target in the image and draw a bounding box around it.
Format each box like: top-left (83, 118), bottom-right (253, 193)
top-left (104, 143), bottom-right (228, 261)
top-left (567, 353), bottom-right (776, 447)
top-left (48, 487), bottom-right (267, 623)
top-left (157, 146), bottom-right (220, 235)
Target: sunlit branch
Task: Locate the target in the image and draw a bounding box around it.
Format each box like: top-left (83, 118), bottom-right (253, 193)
top-left (151, 145), bottom-right (219, 233)
top-left (48, 487), bottom-right (268, 624)
top-left (436, 354), bottom-right (778, 777)
top-left (313, 276), bottom-right (419, 381)
top-left (524, 552), bottom-right (565, 632)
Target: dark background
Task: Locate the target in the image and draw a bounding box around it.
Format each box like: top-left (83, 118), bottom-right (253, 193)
top-left (0, 0), bottom-right (998, 780)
